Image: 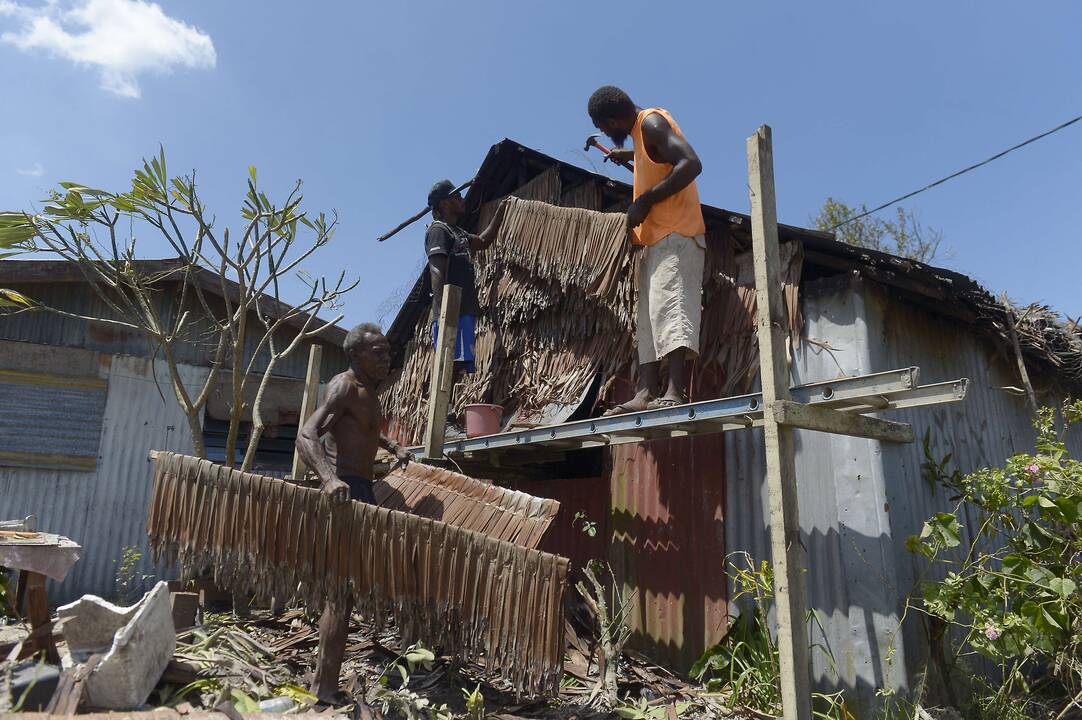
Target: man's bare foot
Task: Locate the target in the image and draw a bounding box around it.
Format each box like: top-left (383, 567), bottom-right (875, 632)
top-left (646, 391), bottom-right (687, 410)
top-left (602, 391), bottom-right (653, 417)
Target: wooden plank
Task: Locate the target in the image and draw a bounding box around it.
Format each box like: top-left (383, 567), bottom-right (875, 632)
top-left (772, 400), bottom-right (914, 443)
top-left (0, 450), bottom-right (97, 471)
top-left (0, 369), bottom-right (107, 390)
top-left (46, 653), bottom-right (102, 715)
top-left (289, 344), bottom-right (323, 480)
top-left (423, 284), bottom-right (461, 458)
top-left (747, 124), bottom-right (811, 720)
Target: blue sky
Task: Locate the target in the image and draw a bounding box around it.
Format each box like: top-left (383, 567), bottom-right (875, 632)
top-left (2, 1), bottom-right (1080, 328)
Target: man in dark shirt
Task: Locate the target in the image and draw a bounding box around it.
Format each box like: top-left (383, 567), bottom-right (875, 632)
top-left (424, 180), bottom-right (508, 374)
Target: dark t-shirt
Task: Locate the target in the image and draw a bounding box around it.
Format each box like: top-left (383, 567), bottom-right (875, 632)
top-left (425, 221), bottom-right (481, 318)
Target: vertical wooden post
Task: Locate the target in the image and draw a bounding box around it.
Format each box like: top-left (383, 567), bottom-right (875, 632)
top-left (17, 571), bottom-right (60, 663)
top-left (747, 125), bottom-right (811, 720)
top-left (424, 284), bottom-right (461, 458)
top-left (290, 343), bottom-right (323, 481)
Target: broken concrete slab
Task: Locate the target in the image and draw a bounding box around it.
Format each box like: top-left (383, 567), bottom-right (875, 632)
top-left (56, 581), bottom-right (176, 710)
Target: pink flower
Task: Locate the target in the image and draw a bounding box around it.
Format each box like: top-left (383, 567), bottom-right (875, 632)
top-left (1024, 464), bottom-right (1039, 475)
top-left (984, 623), bottom-right (1001, 641)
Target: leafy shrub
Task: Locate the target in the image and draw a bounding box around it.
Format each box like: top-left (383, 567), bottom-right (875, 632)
top-left (908, 401), bottom-right (1082, 715)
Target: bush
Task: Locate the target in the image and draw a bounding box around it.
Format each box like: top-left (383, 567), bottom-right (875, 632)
top-left (908, 400), bottom-right (1082, 717)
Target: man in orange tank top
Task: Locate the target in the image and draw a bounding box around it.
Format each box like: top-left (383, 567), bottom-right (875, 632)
top-left (588, 85), bottom-right (707, 414)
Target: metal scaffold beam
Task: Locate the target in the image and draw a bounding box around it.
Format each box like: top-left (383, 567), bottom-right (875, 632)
top-left (413, 369), bottom-right (968, 458)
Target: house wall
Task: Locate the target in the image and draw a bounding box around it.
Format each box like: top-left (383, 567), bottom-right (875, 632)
top-left (0, 282), bottom-right (348, 381)
top-left (0, 339), bottom-right (207, 603)
top-left (607, 434), bottom-right (729, 672)
top-left (724, 275), bottom-right (1075, 714)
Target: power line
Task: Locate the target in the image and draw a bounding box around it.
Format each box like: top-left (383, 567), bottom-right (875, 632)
top-left (832, 112), bottom-right (1082, 230)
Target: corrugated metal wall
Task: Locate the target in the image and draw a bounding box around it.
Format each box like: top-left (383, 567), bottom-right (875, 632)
top-left (724, 275), bottom-right (898, 707)
top-left (0, 370), bottom-right (108, 467)
top-left (504, 474), bottom-right (609, 574)
top-left (0, 350), bottom-right (208, 604)
top-left (0, 283), bottom-right (347, 381)
top-left (608, 434), bottom-right (729, 672)
top-left (724, 275), bottom-right (1075, 713)
top-left (859, 281), bottom-right (1081, 700)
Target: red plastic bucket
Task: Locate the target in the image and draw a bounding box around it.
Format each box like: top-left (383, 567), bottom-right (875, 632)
top-left (464, 403), bottom-right (503, 438)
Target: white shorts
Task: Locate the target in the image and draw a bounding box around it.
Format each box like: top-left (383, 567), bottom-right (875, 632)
top-left (636, 231), bottom-right (706, 363)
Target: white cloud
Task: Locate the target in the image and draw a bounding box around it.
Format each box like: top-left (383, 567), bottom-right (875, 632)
top-left (0, 0), bottom-right (215, 98)
top-left (16, 162), bottom-right (45, 176)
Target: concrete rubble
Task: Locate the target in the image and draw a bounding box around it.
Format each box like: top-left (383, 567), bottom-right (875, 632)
top-left (56, 580), bottom-right (176, 710)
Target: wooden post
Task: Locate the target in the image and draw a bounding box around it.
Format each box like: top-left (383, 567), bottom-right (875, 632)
top-left (17, 571), bottom-right (60, 663)
top-left (290, 343), bottom-right (323, 481)
top-left (424, 284), bottom-right (461, 458)
top-left (747, 125), bottom-right (811, 720)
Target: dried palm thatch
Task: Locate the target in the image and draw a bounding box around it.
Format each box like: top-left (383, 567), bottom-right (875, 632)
top-left (375, 462), bottom-right (560, 548)
top-left (382, 196), bottom-right (803, 444)
top-left (146, 452), bottom-right (568, 697)
top-left (969, 293), bottom-right (1082, 393)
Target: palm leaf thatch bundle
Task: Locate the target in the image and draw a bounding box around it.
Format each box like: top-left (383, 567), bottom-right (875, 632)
top-left (146, 452), bottom-right (568, 697)
top-left (382, 195), bottom-right (803, 445)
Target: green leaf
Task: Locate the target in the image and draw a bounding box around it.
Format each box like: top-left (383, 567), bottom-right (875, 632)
top-left (1048, 577), bottom-right (1077, 600)
top-left (1041, 606), bottom-right (1064, 631)
top-left (248, 165), bottom-right (257, 183)
top-left (405, 647), bottom-right (434, 665)
top-left (0, 289), bottom-right (34, 308)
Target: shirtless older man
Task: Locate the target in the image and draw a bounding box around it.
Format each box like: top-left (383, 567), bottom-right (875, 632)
top-left (295, 322), bottom-right (412, 703)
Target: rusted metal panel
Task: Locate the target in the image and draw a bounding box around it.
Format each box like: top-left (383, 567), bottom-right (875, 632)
top-left (607, 430), bottom-right (728, 673)
top-left (502, 474), bottom-right (609, 575)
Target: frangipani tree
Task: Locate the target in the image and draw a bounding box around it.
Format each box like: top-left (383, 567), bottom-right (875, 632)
top-left (0, 149), bottom-right (357, 469)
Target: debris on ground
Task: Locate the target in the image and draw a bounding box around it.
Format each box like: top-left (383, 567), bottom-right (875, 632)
top-left (2, 585), bottom-right (766, 718)
top-left (56, 580), bottom-right (176, 710)
top-left (135, 605), bottom-right (755, 719)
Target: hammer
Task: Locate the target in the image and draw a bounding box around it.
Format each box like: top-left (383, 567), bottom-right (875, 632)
top-left (584, 134), bottom-right (633, 171)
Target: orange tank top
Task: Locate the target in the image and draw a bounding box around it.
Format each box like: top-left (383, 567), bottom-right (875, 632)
top-left (631, 107), bottom-right (706, 247)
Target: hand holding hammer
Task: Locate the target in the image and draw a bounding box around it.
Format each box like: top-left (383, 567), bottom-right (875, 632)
top-left (585, 134), bottom-right (634, 172)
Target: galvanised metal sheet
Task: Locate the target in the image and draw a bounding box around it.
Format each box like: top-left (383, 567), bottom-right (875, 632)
top-left (0, 353), bottom-right (207, 603)
top-left (724, 276), bottom-right (1074, 715)
top-left (0, 370), bottom-right (107, 467)
top-left (0, 282), bottom-right (347, 382)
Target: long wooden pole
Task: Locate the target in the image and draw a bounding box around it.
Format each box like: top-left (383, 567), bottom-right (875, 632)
top-left (747, 124), bottom-right (811, 720)
top-left (424, 284), bottom-right (461, 458)
top-left (290, 343), bottom-right (323, 481)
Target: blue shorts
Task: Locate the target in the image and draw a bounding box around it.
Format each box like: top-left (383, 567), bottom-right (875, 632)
top-left (340, 475), bottom-right (376, 504)
top-left (432, 313), bottom-right (476, 374)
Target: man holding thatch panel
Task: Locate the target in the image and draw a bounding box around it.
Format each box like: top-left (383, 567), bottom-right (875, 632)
top-left (587, 85), bottom-right (706, 414)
